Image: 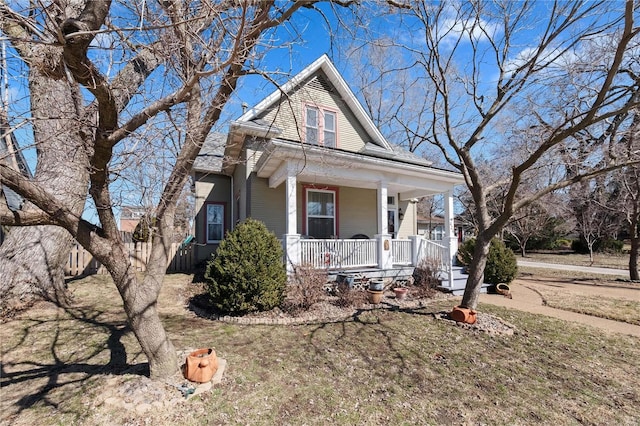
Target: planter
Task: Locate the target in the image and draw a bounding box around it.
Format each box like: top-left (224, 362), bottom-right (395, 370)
top-left (496, 283), bottom-right (511, 296)
top-left (367, 289), bottom-right (384, 304)
top-left (393, 287), bottom-right (408, 300)
top-left (369, 279), bottom-right (384, 291)
top-left (450, 306), bottom-right (477, 324)
top-left (337, 274), bottom-right (355, 289)
top-left (184, 348), bottom-right (219, 383)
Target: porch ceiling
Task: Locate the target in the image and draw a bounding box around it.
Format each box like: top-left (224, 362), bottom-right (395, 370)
top-left (255, 140), bottom-right (465, 199)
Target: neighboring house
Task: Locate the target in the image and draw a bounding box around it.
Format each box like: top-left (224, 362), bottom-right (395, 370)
top-left (192, 55), bottom-right (465, 286)
top-left (119, 206), bottom-right (147, 233)
top-left (417, 215), bottom-right (468, 243)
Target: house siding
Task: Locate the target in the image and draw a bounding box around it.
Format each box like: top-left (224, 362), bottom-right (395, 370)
top-left (248, 173), bottom-right (287, 237)
top-left (336, 186), bottom-right (377, 239)
top-left (258, 72), bottom-right (370, 152)
top-left (397, 200), bottom-right (416, 238)
top-left (194, 172), bottom-right (231, 263)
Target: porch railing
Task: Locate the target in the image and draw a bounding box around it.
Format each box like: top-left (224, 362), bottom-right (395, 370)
top-left (391, 239), bottom-right (412, 265)
top-left (299, 238), bottom-right (378, 269)
top-left (418, 239), bottom-right (450, 272)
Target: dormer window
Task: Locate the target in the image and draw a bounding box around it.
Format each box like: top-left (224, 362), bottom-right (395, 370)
top-left (305, 105), bottom-right (337, 147)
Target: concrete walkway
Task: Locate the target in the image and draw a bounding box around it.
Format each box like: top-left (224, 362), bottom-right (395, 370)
top-left (517, 259), bottom-right (628, 277)
top-left (478, 277), bottom-right (640, 338)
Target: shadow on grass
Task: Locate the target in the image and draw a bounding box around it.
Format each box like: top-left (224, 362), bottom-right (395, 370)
top-left (1, 305), bottom-right (148, 419)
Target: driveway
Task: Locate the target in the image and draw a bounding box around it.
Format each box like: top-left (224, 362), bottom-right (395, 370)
top-left (478, 276), bottom-right (640, 338)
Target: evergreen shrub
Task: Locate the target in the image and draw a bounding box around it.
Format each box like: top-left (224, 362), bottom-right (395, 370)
top-left (204, 218), bottom-right (287, 314)
top-left (457, 237), bottom-right (517, 284)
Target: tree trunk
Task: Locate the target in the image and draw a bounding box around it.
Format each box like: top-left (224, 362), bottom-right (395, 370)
top-left (460, 234), bottom-right (492, 310)
top-left (101, 242), bottom-right (178, 378)
top-left (629, 217), bottom-right (639, 281)
top-left (0, 72), bottom-right (89, 314)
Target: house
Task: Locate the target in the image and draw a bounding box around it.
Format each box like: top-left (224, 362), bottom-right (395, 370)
top-left (417, 214), bottom-right (468, 243)
top-left (192, 55), bottom-right (465, 287)
top-left (119, 206), bottom-right (147, 233)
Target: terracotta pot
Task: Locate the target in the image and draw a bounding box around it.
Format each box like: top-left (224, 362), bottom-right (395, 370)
top-left (367, 289), bottom-right (384, 304)
top-left (450, 306), bottom-right (477, 324)
top-left (184, 348), bottom-right (219, 383)
top-left (393, 287), bottom-right (408, 300)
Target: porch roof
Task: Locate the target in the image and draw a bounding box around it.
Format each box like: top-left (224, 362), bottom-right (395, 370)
top-left (255, 139), bottom-right (465, 199)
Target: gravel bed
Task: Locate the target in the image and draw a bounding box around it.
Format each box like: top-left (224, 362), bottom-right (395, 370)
top-left (189, 290), bottom-right (517, 335)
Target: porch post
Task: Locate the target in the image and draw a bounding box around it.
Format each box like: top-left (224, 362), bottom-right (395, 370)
top-left (376, 182), bottom-right (392, 269)
top-left (409, 235), bottom-right (420, 266)
top-left (444, 189), bottom-right (457, 288)
top-left (284, 172), bottom-right (300, 274)
top-left (285, 172), bottom-right (297, 235)
top-left (377, 182), bottom-right (388, 235)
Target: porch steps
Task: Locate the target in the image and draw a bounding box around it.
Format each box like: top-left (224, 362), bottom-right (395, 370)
top-left (437, 266), bottom-right (491, 296)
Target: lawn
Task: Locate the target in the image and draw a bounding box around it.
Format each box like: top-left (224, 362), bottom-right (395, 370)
top-left (523, 251), bottom-right (629, 269)
top-left (1, 273), bottom-right (639, 425)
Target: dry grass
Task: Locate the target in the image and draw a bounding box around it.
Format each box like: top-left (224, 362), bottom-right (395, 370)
top-left (523, 251), bottom-right (628, 269)
top-left (1, 273), bottom-right (640, 425)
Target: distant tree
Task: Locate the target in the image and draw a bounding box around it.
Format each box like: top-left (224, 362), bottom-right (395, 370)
top-left (369, 0), bottom-right (640, 309)
top-left (505, 200), bottom-right (556, 257)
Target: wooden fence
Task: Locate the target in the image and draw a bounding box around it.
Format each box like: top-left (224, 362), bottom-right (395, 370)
top-left (66, 241), bottom-right (194, 276)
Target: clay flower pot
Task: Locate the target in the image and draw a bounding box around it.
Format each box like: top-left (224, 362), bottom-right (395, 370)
top-left (393, 287), bottom-right (408, 300)
top-left (367, 289), bottom-right (384, 304)
top-left (450, 306), bottom-right (477, 324)
top-left (184, 348), bottom-right (219, 383)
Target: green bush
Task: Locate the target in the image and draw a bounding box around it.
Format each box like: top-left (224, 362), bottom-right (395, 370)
top-left (457, 237), bottom-right (517, 284)
top-left (571, 237), bottom-right (624, 254)
top-left (204, 218), bottom-right (287, 314)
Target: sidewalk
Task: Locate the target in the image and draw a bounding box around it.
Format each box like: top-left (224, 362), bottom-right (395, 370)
top-left (478, 277), bottom-right (640, 338)
top-left (517, 260), bottom-right (628, 277)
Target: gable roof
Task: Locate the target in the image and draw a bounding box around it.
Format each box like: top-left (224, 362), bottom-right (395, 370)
top-left (237, 54), bottom-right (392, 151)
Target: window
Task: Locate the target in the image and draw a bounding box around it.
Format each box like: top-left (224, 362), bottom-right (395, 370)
top-left (305, 105), bottom-right (337, 147)
top-left (305, 106), bottom-right (319, 145)
top-left (323, 111), bottom-right (336, 148)
top-left (206, 203), bottom-right (225, 243)
top-left (306, 189), bottom-right (336, 238)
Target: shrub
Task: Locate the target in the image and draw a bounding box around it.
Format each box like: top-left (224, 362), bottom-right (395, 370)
top-left (204, 218), bottom-right (287, 314)
top-left (457, 237), bottom-right (517, 284)
top-left (411, 257), bottom-right (440, 298)
top-left (332, 282), bottom-right (366, 308)
top-left (282, 264), bottom-right (327, 314)
top-left (571, 237), bottom-right (623, 254)
top-left (597, 238), bottom-right (624, 254)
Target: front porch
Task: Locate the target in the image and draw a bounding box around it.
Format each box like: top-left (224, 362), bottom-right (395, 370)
top-left (283, 235), bottom-right (463, 290)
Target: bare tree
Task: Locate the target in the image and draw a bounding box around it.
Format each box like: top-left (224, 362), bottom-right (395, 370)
top-left (375, 0), bottom-right (640, 309)
top-left (0, 0), bottom-right (349, 379)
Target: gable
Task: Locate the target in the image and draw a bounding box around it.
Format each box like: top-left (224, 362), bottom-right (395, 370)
top-left (236, 55), bottom-right (392, 153)
top-left (255, 72), bottom-right (372, 152)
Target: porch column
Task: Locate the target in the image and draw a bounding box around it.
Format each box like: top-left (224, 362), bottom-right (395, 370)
top-left (444, 189), bottom-right (457, 288)
top-left (285, 172), bottom-right (297, 235)
top-left (377, 182), bottom-right (388, 235)
top-left (284, 172), bottom-right (300, 274)
top-left (376, 182), bottom-right (392, 268)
